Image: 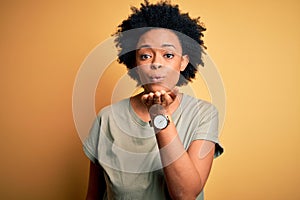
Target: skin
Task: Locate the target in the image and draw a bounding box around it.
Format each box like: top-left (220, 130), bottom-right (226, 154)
top-left (86, 28), bottom-right (215, 200)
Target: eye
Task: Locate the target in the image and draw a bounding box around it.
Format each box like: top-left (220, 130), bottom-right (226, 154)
top-left (139, 54), bottom-right (151, 60)
top-left (164, 53), bottom-right (174, 59)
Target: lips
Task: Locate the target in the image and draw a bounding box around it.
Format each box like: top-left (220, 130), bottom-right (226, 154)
top-left (149, 75), bottom-right (165, 82)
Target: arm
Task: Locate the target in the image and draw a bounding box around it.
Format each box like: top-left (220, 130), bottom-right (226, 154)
top-left (143, 91), bottom-right (215, 199)
top-left (86, 161), bottom-right (106, 200)
top-left (156, 123), bottom-right (215, 200)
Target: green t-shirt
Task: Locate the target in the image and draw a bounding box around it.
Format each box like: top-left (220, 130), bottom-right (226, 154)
top-left (84, 94), bottom-right (223, 199)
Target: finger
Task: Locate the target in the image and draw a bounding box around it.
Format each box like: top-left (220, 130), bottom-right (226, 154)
top-left (167, 87), bottom-right (179, 100)
top-left (141, 94), bottom-right (149, 105)
top-left (148, 92), bottom-right (154, 105)
top-left (162, 91), bottom-right (173, 106)
top-left (160, 90), bottom-right (167, 106)
top-left (154, 91), bottom-right (161, 104)
top-left (172, 87), bottom-right (179, 96)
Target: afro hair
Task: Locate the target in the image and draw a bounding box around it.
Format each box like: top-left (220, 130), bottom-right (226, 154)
top-left (114, 0), bottom-right (207, 86)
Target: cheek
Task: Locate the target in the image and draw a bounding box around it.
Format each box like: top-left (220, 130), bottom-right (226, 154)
top-left (165, 67), bottom-right (181, 83)
top-left (136, 67), bottom-right (149, 83)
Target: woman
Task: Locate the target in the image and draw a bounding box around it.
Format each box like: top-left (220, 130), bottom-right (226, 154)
top-left (83, 1), bottom-right (223, 199)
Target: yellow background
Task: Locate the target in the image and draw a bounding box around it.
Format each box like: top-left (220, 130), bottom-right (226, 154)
top-left (1, 0), bottom-right (299, 199)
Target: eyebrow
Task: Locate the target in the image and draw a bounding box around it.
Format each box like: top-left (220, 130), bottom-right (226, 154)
top-left (137, 43), bottom-right (176, 50)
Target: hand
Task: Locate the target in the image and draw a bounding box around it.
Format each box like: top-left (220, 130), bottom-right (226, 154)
top-left (141, 87), bottom-right (179, 112)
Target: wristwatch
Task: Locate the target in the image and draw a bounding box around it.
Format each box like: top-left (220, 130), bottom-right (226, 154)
top-left (152, 114), bottom-right (170, 130)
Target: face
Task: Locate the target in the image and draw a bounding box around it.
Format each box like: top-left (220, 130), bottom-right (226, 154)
top-left (135, 28), bottom-right (189, 92)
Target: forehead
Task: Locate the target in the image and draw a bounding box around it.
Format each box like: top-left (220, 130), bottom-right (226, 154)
top-left (137, 28), bottom-right (182, 52)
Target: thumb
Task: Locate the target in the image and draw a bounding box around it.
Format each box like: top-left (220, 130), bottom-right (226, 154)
top-left (168, 87), bottom-right (179, 99)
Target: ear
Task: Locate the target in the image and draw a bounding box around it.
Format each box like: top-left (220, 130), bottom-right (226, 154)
top-left (180, 55), bottom-right (189, 71)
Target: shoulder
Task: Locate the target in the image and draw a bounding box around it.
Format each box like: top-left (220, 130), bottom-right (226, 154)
top-left (96, 98), bottom-right (130, 119)
top-left (182, 94), bottom-right (218, 114)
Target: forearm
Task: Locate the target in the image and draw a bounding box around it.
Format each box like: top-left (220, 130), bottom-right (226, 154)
top-left (155, 123), bottom-right (202, 200)
top-left (143, 91), bottom-right (211, 199)
top-left (86, 162), bottom-right (106, 200)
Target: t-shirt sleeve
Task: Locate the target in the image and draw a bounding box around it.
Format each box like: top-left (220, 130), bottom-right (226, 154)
top-left (83, 115), bottom-right (101, 163)
top-left (192, 104), bottom-right (224, 158)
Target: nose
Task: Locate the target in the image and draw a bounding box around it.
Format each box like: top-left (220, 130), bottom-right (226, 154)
top-left (150, 54), bottom-right (162, 70)
top-left (150, 63), bottom-right (162, 70)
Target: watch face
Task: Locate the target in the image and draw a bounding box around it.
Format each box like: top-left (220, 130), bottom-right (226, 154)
top-left (153, 114), bottom-right (168, 129)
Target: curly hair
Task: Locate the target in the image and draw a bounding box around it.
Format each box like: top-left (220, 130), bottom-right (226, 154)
top-left (114, 0), bottom-right (206, 86)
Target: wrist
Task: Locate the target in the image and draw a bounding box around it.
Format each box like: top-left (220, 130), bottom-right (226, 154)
top-left (149, 104), bottom-right (173, 132)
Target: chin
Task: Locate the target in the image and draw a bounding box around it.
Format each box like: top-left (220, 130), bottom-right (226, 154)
top-left (143, 83), bottom-right (173, 92)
